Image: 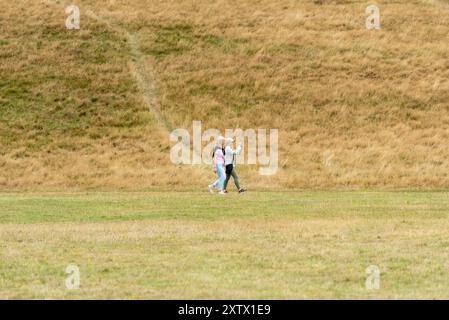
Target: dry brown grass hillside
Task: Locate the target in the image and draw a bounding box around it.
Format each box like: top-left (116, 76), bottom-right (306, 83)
top-left (1, 0), bottom-right (449, 190)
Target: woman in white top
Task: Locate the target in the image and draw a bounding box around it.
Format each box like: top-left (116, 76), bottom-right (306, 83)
top-left (223, 138), bottom-right (246, 193)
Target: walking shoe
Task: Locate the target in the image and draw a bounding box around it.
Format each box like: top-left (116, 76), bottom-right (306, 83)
top-left (238, 188), bottom-right (247, 193)
top-left (223, 190), bottom-right (228, 193)
top-left (208, 185), bottom-right (214, 193)
top-left (218, 191), bottom-right (226, 195)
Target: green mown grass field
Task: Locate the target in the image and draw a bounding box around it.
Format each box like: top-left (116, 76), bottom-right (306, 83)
top-left (1, 190), bottom-right (448, 299)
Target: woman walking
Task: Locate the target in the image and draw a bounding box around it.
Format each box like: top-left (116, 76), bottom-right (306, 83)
top-left (208, 136), bottom-right (227, 195)
top-left (223, 138), bottom-right (247, 193)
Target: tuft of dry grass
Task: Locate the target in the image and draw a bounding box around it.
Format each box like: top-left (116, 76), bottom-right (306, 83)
top-left (1, 0), bottom-right (449, 190)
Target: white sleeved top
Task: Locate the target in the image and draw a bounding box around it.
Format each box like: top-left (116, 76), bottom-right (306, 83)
top-left (224, 145), bottom-right (242, 166)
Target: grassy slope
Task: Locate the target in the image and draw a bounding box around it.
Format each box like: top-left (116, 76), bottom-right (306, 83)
top-left (1, 191), bottom-right (449, 299)
top-left (141, 0), bottom-right (449, 188)
top-left (1, 0), bottom-right (449, 190)
top-left (0, 1), bottom-right (174, 190)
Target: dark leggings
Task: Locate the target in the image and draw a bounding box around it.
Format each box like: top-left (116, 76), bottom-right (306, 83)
top-left (224, 168), bottom-right (241, 191)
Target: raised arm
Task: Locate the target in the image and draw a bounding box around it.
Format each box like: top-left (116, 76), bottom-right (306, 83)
top-left (226, 145), bottom-right (242, 155)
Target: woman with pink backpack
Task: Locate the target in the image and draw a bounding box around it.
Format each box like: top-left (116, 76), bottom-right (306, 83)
top-left (208, 136), bottom-right (227, 195)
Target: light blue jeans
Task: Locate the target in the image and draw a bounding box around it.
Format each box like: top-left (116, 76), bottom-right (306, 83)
top-left (216, 163), bottom-right (226, 192)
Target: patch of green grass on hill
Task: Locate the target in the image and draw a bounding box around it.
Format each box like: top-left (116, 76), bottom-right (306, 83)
top-left (138, 23), bottom-right (255, 59)
top-left (0, 18), bottom-right (142, 152)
